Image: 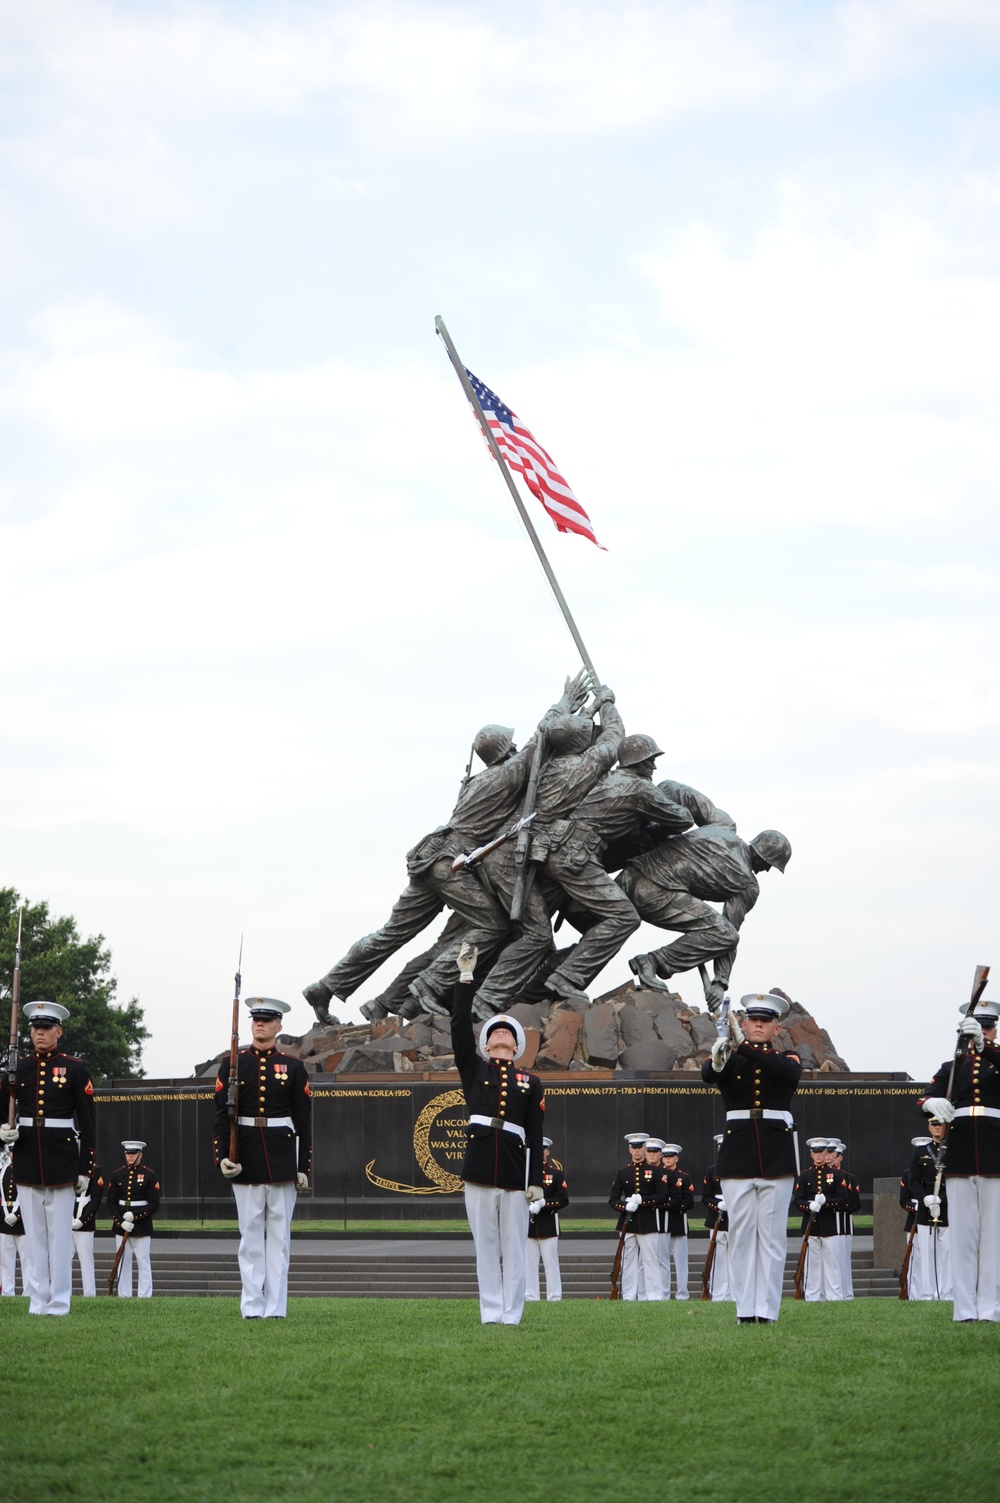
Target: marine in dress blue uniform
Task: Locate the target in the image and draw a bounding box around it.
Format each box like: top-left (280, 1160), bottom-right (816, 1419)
top-left (921, 996), bottom-right (1000, 1321)
top-left (793, 1137), bottom-right (850, 1301)
top-left (70, 1164), bottom-right (104, 1297)
top-left (107, 1141), bottom-right (160, 1298)
top-left (908, 1122), bottom-right (950, 1300)
top-left (213, 996), bottom-right (312, 1319)
top-left (609, 1132), bottom-right (667, 1300)
top-left (702, 1133), bottom-right (730, 1300)
top-left (0, 1149), bottom-right (31, 1296)
top-left (659, 1142), bottom-right (694, 1299)
top-left (451, 943), bottom-right (545, 1325)
top-left (701, 991), bottom-right (801, 1323)
top-left (830, 1139), bottom-right (860, 1298)
top-left (0, 1000), bottom-right (96, 1315)
top-left (526, 1138), bottom-right (569, 1301)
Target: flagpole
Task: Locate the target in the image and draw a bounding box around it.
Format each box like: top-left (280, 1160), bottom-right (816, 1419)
top-left (434, 315), bottom-right (599, 682)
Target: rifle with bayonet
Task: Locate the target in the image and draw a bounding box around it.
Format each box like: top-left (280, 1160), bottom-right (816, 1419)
top-left (107, 1228), bottom-right (130, 1295)
top-left (6, 904), bottom-right (24, 1132)
top-left (898, 1212), bottom-right (918, 1300)
top-left (450, 812), bottom-right (537, 872)
top-left (609, 1216), bottom-right (628, 1300)
top-left (227, 939), bottom-right (244, 1166)
top-left (701, 1219), bottom-right (720, 1301)
top-left (793, 1200), bottom-right (815, 1300)
top-left (701, 996), bottom-right (738, 1298)
top-left (930, 963), bottom-right (990, 1212)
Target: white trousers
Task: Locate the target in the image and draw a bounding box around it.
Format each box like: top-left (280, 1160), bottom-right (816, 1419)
top-left (621, 1232), bottom-right (663, 1301)
top-left (906, 1226), bottom-right (921, 1297)
top-left (708, 1230), bottom-right (731, 1300)
top-left (232, 1182), bottom-right (297, 1318)
top-left (1, 1234), bottom-right (30, 1295)
top-left (947, 1177), bottom-right (1000, 1322)
top-left (114, 1235), bottom-right (153, 1298)
top-left (465, 1182), bottom-right (529, 1324)
top-left (525, 1236), bottom-right (562, 1301)
top-left (915, 1224), bottom-right (951, 1301)
top-left (73, 1229), bottom-right (97, 1297)
top-left (656, 1231), bottom-right (689, 1298)
top-left (19, 1184), bottom-right (74, 1315)
top-left (722, 1176), bottom-right (793, 1322)
top-left (804, 1236), bottom-right (844, 1301)
top-left (837, 1235), bottom-right (854, 1298)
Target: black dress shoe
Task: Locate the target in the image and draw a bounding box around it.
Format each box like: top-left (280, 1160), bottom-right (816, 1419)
top-left (738, 1316), bottom-right (757, 1324)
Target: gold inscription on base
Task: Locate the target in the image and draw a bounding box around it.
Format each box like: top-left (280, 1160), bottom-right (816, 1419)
top-left (365, 1088), bottom-right (467, 1195)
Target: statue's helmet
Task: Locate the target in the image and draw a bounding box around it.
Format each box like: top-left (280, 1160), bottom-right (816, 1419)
top-left (617, 733), bottom-right (664, 768)
top-left (547, 714), bottom-right (594, 755)
top-left (749, 829), bottom-right (792, 873)
top-left (473, 724), bottom-right (515, 766)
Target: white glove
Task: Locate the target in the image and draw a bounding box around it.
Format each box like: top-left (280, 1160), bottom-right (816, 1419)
top-left (0, 1125), bottom-right (19, 1145)
top-left (922, 1097), bottom-right (955, 1124)
top-left (808, 1197), bottom-right (823, 1213)
top-left (711, 1038), bottom-right (731, 1072)
top-left (924, 1194), bottom-right (942, 1213)
top-left (529, 1199), bottom-right (544, 1216)
top-left (121, 1214), bottom-right (135, 1232)
top-left (729, 1013), bottom-right (744, 1045)
top-left (4, 1211), bottom-right (17, 1226)
top-left (525, 1184), bottom-right (544, 1206)
top-left (76, 1175), bottom-right (89, 1194)
top-left (716, 1198), bottom-right (726, 1213)
top-left (220, 1158), bottom-right (242, 1179)
top-left (72, 1217), bottom-right (83, 1230)
top-left (625, 1192), bottom-right (642, 1213)
top-left (457, 942), bottom-right (479, 980)
top-left (814, 1192), bottom-right (826, 1208)
top-left (296, 1172), bottom-right (309, 1191)
top-left (960, 1017), bottom-right (985, 1052)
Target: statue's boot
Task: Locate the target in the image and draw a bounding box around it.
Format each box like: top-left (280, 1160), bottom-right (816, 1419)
top-left (543, 972), bottom-right (590, 1007)
top-left (303, 979), bottom-right (338, 1026)
top-left (407, 976), bottom-right (450, 1019)
top-left (628, 954), bottom-right (673, 995)
top-left (359, 998), bottom-right (392, 1023)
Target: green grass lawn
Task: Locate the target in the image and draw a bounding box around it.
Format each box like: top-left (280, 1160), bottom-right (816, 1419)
top-left (3, 1297), bottom-right (999, 1503)
top-left (154, 1215), bottom-right (874, 1235)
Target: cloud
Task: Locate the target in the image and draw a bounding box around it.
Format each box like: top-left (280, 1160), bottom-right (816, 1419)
top-left (8, 0), bottom-right (1000, 233)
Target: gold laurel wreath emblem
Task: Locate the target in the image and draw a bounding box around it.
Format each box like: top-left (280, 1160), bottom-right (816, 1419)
top-left (364, 1088), bottom-right (466, 1195)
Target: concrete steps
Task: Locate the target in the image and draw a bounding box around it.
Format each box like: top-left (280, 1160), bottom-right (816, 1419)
top-left (71, 1246), bottom-right (903, 1299)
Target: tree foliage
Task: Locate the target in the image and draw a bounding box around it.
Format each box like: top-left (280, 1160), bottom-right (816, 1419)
top-left (0, 888), bottom-right (149, 1079)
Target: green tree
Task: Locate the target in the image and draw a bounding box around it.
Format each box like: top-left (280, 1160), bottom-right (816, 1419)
top-left (0, 888), bottom-right (149, 1079)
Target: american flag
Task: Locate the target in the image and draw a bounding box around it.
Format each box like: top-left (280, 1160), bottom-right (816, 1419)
top-left (465, 370), bottom-right (603, 549)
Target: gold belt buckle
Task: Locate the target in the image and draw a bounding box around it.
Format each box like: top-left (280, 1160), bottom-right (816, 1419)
top-left (969, 1106), bottom-right (985, 1117)
top-left (748, 1109), bottom-right (763, 1119)
top-left (255, 1115), bottom-right (267, 1127)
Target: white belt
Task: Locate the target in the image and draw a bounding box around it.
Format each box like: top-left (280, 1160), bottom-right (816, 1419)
top-left (469, 1114), bottom-right (527, 1143)
top-left (954, 1106), bottom-right (1000, 1120)
top-left (17, 1116), bottom-right (76, 1129)
top-left (726, 1109), bottom-right (793, 1127)
top-left (126, 1200), bottom-right (148, 1207)
top-left (237, 1115), bottom-right (294, 1129)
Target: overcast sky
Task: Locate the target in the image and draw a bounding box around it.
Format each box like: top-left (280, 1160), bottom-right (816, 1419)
top-left (2, 0), bottom-right (998, 1081)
